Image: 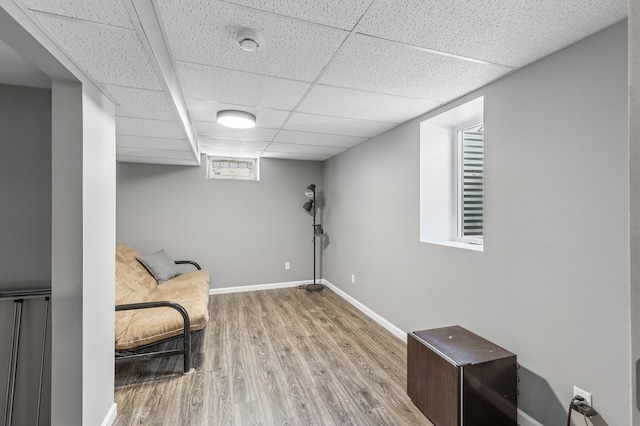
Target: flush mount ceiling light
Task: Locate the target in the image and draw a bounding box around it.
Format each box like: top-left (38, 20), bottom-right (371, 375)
top-left (217, 110), bottom-right (256, 129)
top-left (235, 27), bottom-right (261, 52)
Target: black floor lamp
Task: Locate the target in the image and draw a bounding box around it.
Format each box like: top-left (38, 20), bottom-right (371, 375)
top-left (303, 184), bottom-right (324, 292)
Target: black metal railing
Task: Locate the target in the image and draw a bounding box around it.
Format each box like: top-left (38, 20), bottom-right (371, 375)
top-left (1, 288), bottom-right (51, 426)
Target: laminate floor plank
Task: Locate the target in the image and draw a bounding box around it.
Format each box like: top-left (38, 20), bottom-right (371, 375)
top-left (114, 287), bottom-right (432, 425)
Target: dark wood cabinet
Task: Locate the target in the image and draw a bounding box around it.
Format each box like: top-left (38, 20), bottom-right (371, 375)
top-left (407, 326), bottom-right (517, 426)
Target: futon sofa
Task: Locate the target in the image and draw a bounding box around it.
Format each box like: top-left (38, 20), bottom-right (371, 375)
top-left (115, 244), bottom-right (211, 374)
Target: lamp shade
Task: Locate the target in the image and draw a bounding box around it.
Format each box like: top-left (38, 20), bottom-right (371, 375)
top-left (304, 184), bottom-right (316, 198)
top-left (303, 200), bottom-right (314, 212)
top-left (314, 224), bottom-right (324, 235)
top-left (217, 110), bottom-right (256, 129)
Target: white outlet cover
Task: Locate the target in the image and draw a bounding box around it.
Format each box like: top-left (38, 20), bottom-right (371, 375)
top-left (573, 386), bottom-right (592, 406)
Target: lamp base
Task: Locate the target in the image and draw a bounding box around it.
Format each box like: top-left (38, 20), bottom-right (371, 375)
top-left (305, 283), bottom-right (324, 292)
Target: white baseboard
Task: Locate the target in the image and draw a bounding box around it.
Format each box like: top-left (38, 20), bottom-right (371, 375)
top-left (209, 280), bottom-right (307, 295)
top-left (209, 279), bottom-right (407, 341)
top-left (209, 280), bottom-right (537, 424)
top-left (517, 408), bottom-right (544, 426)
top-left (321, 279), bottom-right (407, 342)
top-left (101, 403), bottom-right (117, 426)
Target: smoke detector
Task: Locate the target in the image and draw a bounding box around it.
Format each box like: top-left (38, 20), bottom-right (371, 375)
top-left (235, 27), bottom-right (261, 52)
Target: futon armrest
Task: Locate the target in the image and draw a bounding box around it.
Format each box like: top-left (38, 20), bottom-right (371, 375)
top-left (116, 300), bottom-right (191, 330)
top-left (174, 260), bottom-right (201, 270)
top-left (115, 301), bottom-right (194, 374)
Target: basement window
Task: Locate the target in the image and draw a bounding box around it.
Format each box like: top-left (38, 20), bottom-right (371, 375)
top-left (419, 96), bottom-right (484, 251)
top-left (456, 122), bottom-right (484, 244)
top-left (206, 156), bottom-right (259, 181)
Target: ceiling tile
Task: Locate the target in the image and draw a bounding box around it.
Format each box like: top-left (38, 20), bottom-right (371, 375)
top-left (359, 0), bottom-right (627, 67)
top-left (273, 130), bottom-right (367, 148)
top-left (34, 14), bottom-right (161, 90)
top-left (0, 39), bottom-right (50, 88)
top-left (284, 112), bottom-right (396, 138)
top-left (200, 146), bottom-right (264, 158)
top-left (117, 147), bottom-right (195, 160)
top-left (177, 62), bottom-right (310, 110)
top-left (117, 135), bottom-right (191, 151)
top-left (265, 142), bottom-right (346, 156)
top-left (117, 156), bottom-right (199, 166)
top-left (298, 85), bottom-right (439, 123)
top-left (103, 85), bottom-right (176, 121)
top-left (199, 138), bottom-right (269, 152)
top-left (116, 117), bottom-right (184, 139)
top-left (319, 34), bottom-right (510, 102)
top-left (217, 0), bottom-right (374, 31)
top-left (195, 121), bottom-right (278, 141)
top-left (261, 152), bottom-right (330, 161)
top-left (157, 0), bottom-right (347, 82)
top-left (24, 0), bottom-right (134, 29)
top-left (186, 99), bottom-right (290, 129)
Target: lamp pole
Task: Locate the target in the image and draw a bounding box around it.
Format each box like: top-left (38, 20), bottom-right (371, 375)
top-left (304, 184), bottom-right (323, 292)
top-left (312, 194), bottom-right (316, 286)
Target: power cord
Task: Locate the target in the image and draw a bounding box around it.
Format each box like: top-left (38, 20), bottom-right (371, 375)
top-left (567, 395), bottom-right (585, 426)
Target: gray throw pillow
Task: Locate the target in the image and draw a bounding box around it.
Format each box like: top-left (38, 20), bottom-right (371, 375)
top-left (136, 249), bottom-right (179, 284)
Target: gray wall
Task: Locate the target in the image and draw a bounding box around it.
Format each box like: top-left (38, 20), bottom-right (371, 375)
top-left (0, 83), bottom-right (51, 288)
top-left (0, 83), bottom-right (51, 425)
top-left (117, 157), bottom-right (324, 288)
top-left (323, 22), bottom-right (630, 425)
top-left (631, 0), bottom-right (640, 423)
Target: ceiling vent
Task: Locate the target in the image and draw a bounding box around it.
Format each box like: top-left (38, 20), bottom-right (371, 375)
top-left (235, 27), bottom-right (261, 52)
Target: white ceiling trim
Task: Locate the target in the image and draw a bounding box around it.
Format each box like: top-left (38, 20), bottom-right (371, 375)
top-left (122, 0), bottom-right (200, 164)
top-left (215, 0), bottom-right (359, 33)
top-left (31, 9), bottom-right (133, 31)
top-left (357, 33), bottom-right (516, 70)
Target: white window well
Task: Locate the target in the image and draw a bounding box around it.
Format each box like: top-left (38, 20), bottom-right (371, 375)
top-left (206, 156), bottom-right (259, 181)
top-left (420, 96), bottom-right (484, 251)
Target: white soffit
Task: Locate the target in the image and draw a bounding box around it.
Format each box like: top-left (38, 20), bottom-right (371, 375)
top-left (157, 0), bottom-right (348, 82)
top-left (359, 0), bottom-right (628, 68)
top-left (0, 38), bottom-right (50, 88)
top-left (222, 0), bottom-right (375, 31)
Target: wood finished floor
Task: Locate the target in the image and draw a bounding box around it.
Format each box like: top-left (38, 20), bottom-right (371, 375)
top-left (114, 287), bottom-right (432, 425)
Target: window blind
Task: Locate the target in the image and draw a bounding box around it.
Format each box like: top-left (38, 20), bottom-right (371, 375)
top-left (460, 125), bottom-right (484, 238)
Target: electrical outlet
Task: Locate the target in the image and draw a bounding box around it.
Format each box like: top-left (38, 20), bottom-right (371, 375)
top-left (284, 262), bottom-right (290, 270)
top-left (351, 274), bottom-right (356, 284)
top-left (573, 386), bottom-right (592, 406)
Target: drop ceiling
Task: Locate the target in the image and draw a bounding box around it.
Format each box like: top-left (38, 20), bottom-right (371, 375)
top-left (0, 0), bottom-right (628, 165)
